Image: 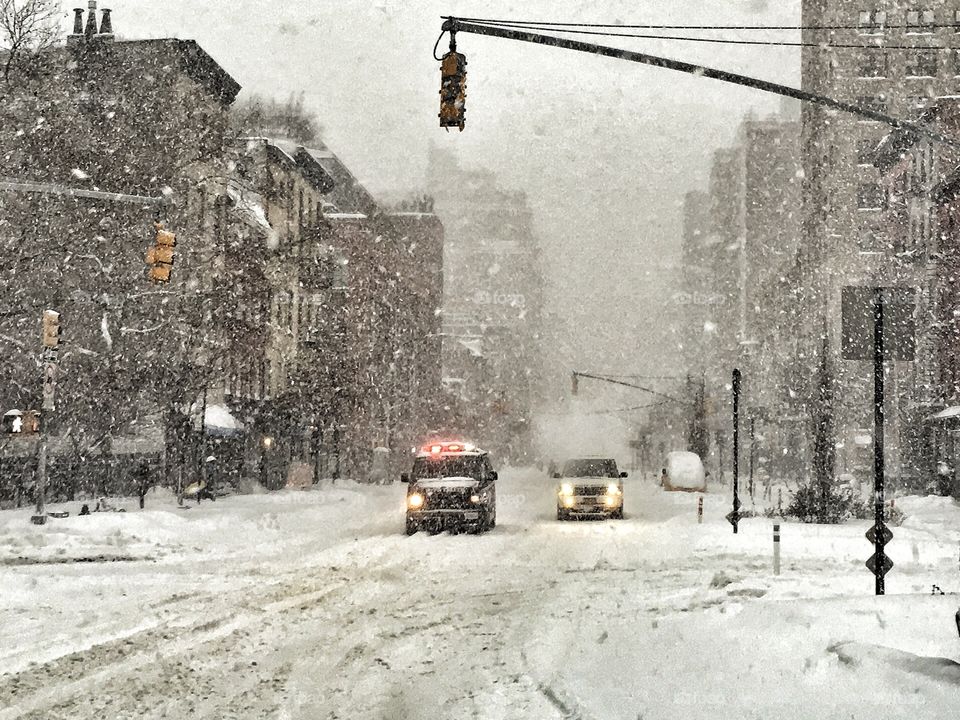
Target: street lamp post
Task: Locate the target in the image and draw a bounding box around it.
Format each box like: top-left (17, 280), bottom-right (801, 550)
top-left (261, 435), bottom-right (273, 489)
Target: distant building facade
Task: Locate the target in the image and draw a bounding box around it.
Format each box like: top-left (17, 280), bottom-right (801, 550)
top-left (427, 147), bottom-right (544, 463)
top-left (680, 108), bottom-right (802, 478)
top-left (800, 0), bottom-right (960, 485)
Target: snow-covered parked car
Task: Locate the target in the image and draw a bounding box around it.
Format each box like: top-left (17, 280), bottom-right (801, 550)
top-left (661, 451), bottom-right (706, 492)
top-left (555, 457), bottom-right (626, 520)
top-left (402, 442), bottom-right (498, 535)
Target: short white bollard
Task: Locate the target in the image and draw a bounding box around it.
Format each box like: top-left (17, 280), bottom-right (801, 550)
top-left (698, 497), bottom-right (703, 524)
top-left (773, 523), bottom-right (781, 576)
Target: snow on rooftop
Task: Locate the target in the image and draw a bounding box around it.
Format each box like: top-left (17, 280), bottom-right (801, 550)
top-left (458, 338), bottom-right (483, 358)
top-left (928, 405), bottom-right (960, 420)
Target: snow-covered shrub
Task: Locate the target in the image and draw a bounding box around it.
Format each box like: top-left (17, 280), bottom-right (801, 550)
top-left (785, 482), bottom-right (856, 524)
top-left (850, 499), bottom-right (906, 527)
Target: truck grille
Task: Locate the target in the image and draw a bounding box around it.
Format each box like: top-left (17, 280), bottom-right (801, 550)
top-left (574, 485), bottom-right (606, 496)
top-left (424, 488), bottom-right (472, 509)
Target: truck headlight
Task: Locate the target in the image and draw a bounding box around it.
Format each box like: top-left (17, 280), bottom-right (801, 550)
top-left (470, 494), bottom-right (481, 504)
top-left (607, 483), bottom-right (622, 495)
top-left (604, 495), bottom-right (617, 507)
top-left (559, 483), bottom-right (574, 497)
top-left (407, 493), bottom-right (424, 509)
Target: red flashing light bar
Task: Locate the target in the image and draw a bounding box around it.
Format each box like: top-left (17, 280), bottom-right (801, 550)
top-left (421, 441), bottom-right (472, 455)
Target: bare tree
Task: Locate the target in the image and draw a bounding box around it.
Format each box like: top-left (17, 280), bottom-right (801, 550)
top-left (231, 92), bottom-right (322, 144)
top-left (0, 0), bottom-right (61, 81)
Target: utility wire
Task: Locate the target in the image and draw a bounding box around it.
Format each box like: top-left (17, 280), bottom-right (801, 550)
top-left (457, 20), bottom-right (960, 50)
top-left (443, 15), bottom-right (960, 32)
top-left (574, 371), bottom-right (685, 404)
top-left (575, 401), bottom-right (671, 416)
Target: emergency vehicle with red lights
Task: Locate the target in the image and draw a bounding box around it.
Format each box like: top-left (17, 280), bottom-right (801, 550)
top-left (401, 441), bottom-right (498, 535)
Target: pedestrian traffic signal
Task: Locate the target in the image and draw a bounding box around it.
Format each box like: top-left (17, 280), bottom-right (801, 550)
top-left (439, 50), bottom-right (467, 130)
top-left (2, 410), bottom-right (39, 434)
top-left (147, 222), bottom-right (176, 283)
top-left (41, 310), bottom-right (60, 349)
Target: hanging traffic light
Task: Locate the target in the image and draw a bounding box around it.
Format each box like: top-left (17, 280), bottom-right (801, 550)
top-left (147, 222), bottom-right (176, 283)
top-left (439, 48), bottom-right (467, 131)
top-left (41, 310), bottom-right (60, 349)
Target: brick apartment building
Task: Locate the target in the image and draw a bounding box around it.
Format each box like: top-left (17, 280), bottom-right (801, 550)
top-left (0, 5), bottom-right (443, 502)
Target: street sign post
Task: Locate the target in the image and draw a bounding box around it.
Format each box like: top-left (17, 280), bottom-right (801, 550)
top-left (32, 310), bottom-right (61, 526)
top-left (842, 287), bottom-right (916, 595)
top-left (42, 361), bottom-right (57, 412)
top-left (730, 368), bottom-right (741, 534)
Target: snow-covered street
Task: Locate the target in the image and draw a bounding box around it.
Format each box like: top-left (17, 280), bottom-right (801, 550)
top-left (1, 469), bottom-right (958, 719)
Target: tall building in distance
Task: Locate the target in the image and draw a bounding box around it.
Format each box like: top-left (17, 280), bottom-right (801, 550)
top-left (679, 105), bottom-right (801, 476)
top-left (427, 147), bottom-right (545, 462)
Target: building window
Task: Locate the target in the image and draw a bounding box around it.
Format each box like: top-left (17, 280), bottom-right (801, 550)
top-left (857, 183), bottom-right (885, 210)
top-left (858, 50), bottom-right (887, 78)
top-left (856, 95), bottom-right (887, 118)
top-left (857, 137), bottom-right (879, 165)
top-left (858, 10), bottom-right (887, 34)
top-left (858, 225), bottom-right (887, 253)
top-left (906, 9), bottom-right (935, 34)
top-left (332, 256), bottom-right (349, 290)
top-left (906, 50), bottom-right (938, 77)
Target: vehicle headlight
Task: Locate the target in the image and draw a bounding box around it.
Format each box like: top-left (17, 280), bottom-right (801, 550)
top-left (470, 494), bottom-right (481, 504)
top-left (604, 495), bottom-right (617, 507)
top-left (407, 493), bottom-right (424, 509)
top-left (607, 483), bottom-right (622, 495)
top-left (560, 483), bottom-right (574, 496)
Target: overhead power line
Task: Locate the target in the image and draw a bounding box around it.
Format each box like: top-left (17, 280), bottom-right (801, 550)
top-left (455, 19), bottom-right (960, 50)
top-left (444, 15), bottom-right (960, 32)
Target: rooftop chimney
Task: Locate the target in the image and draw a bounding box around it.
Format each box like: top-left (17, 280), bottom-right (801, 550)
top-left (71, 7), bottom-right (84, 36)
top-left (99, 8), bottom-right (113, 39)
top-left (84, 1), bottom-right (98, 40)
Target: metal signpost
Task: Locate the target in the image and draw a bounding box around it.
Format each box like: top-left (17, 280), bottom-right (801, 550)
top-left (32, 310), bottom-right (61, 526)
top-left (727, 368), bottom-right (742, 534)
top-left (841, 286), bottom-right (916, 595)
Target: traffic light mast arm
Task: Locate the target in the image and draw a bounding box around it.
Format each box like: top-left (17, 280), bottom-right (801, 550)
top-left (440, 18), bottom-right (960, 148)
top-left (573, 370), bottom-right (684, 404)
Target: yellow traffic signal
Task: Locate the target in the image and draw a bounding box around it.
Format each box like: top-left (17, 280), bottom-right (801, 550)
top-left (41, 310), bottom-right (60, 349)
top-left (439, 50), bottom-right (467, 130)
top-left (147, 222), bottom-right (176, 283)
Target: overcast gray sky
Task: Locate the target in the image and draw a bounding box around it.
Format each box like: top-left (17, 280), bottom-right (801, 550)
top-left (111, 0), bottom-right (801, 399)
